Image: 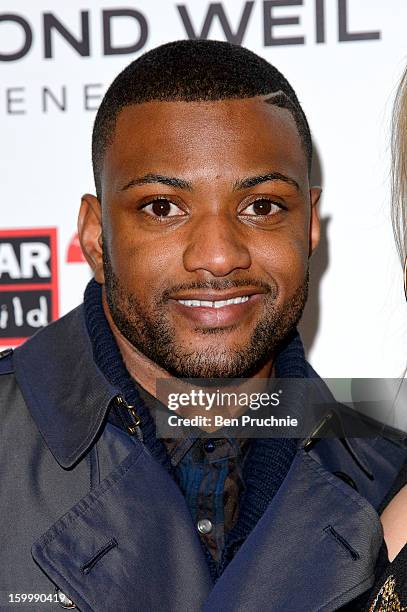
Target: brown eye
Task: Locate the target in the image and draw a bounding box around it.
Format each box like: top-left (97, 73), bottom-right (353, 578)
top-left (242, 198), bottom-right (282, 217)
top-left (141, 198), bottom-right (185, 218)
top-left (252, 199), bottom-right (272, 215)
top-left (152, 199), bottom-right (171, 216)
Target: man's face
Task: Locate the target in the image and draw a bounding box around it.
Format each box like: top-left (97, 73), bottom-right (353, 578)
top-left (81, 97), bottom-right (320, 378)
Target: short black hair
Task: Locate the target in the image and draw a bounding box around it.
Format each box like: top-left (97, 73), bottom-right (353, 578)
top-left (92, 39), bottom-right (312, 199)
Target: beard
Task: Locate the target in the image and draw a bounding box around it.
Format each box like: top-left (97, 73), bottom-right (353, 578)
top-left (103, 249), bottom-right (308, 379)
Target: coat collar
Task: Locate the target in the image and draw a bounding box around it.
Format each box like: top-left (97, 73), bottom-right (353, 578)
top-left (12, 303), bottom-right (401, 480)
top-left (13, 305), bottom-right (120, 469)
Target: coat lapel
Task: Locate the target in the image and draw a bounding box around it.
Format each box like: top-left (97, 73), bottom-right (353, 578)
top-left (203, 439), bottom-right (405, 612)
top-left (32, 440), bottom-right (212, 612)
top-left (32, 432), bottom-right (405, 612)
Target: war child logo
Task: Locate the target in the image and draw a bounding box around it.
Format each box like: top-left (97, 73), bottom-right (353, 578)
top-left (0, 228), bottom-right (58, 346)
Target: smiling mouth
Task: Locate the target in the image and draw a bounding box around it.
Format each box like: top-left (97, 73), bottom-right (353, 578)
top-left (176, 295), bottom-right (250, 308)
top-left (168, 287), bottom-right (268, 328)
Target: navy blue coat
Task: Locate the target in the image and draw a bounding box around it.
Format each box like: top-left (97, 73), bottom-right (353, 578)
top-left (0, 305), bottom-right (405, 611)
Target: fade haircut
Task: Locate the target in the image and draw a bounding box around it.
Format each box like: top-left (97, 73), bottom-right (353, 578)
top-left (92, 39), bottom-right (312, 199)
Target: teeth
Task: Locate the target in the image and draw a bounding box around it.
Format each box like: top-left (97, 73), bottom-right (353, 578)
top-left (177, 296), bottom-right (250, 308)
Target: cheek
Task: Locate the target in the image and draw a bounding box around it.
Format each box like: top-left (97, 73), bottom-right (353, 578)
top-left (108, 225), bottom-right (182, 294)
top-left (113, 243), bottom-right (164, 291)
top-left (254, 232), bottom-right (309, 293)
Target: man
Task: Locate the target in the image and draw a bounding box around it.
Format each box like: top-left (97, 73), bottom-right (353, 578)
top-left (0, 40), bottom-right (404, 611)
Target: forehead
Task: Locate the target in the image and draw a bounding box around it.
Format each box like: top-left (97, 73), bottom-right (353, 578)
top-left (102, 97), bottom-right (308, 192)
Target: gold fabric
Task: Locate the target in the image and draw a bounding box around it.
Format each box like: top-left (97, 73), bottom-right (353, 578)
top-left (369, 575), bottom-right (407, 612)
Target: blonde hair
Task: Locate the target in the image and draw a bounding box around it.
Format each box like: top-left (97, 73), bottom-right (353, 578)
top-left (391, 67), bottom-right (407, 263)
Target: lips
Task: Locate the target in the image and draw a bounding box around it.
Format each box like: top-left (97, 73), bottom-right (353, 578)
top-left (177, 295), bottom-right (250, 308)
top-left (169, 287), bottom-right (264, 301)
top-left (169, 291), bottom-right (265, 328)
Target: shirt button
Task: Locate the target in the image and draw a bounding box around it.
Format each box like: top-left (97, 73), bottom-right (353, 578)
top-left (197, 518), bottom-right (213, 535)
top-left (55, 588), bottom-right (76, 608)
top-left (203, 439), bottom-right (215, 453)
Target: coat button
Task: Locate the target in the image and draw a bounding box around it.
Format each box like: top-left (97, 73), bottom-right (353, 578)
top-left (55, 588), bottom-right (76, 608)
top-left (197, 518), bottom-right (213, 534)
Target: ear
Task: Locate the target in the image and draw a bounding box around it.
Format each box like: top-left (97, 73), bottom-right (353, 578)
top-left (78, 194), bottom-right (105, 284)
top-left (309, 187), bottom-right (322, 257)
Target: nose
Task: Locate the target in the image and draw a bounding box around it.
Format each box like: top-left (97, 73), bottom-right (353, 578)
top-left (183, 213), bottom-right (251, 277)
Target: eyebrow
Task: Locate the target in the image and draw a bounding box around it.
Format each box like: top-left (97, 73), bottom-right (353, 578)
top-left (233, 172), bottom-right (300, 192)
top-left (120, 173), bottom-right (193, 191)
top-left (119, 171), bottom-right (300, 193)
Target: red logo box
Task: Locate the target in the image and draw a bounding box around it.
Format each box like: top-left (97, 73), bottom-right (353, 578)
top-left (0, 228), bottom-right (58, 346)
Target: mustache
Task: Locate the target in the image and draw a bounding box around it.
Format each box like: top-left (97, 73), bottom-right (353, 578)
top-left (160, 278), bottom-right (278, 303)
